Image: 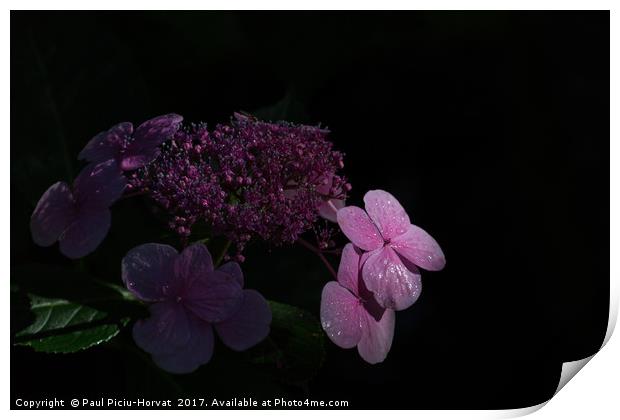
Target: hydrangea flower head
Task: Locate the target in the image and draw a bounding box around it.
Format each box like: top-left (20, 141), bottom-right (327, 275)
top-left (320, 243), bottom-right (397, 364)
top-left (79, 114), bottom-right (183, 171)
top-left (30, 159), bottom-right (126, 258)
top-left (337, 190), bottom-right (445, 310)
top-left (122, 242), bottom-right (271, 373)
top-left (131, 113), bottom-right (348, 258)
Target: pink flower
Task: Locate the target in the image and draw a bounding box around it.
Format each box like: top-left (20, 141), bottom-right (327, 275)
top-left (122, 242), bottom-right (271, 374)
top-left (337, 190), bottom-right (445, 311)
top-left (321, 243), bottom-right (397, 364)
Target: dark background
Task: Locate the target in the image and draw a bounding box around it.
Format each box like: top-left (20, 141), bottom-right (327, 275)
top-left (10, 11), bottom-right (609, 409)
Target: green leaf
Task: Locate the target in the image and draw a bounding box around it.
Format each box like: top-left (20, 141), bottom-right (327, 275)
top-left (11, 264), bottom-right (143, 354)
top-left (11, 264), bottom-right (147, 321)
top-left (15, 295), bottom-right (127, 354)
top-left (247, 300), bottom-right (325, 385)
top-left (10, 288), bottom-right (35, 337)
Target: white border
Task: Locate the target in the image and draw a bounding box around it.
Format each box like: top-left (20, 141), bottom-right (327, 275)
top-left (3, 2), bottom-right (617, 419)
top-left (0, 1), bottom-right (616, 11)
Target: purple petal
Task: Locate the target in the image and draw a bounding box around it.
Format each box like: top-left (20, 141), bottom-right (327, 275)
top-left (363, 190), bottom-right (410, 241)
top-left (122, 243), bottom-right (179, 301)
top-left (391, 224), bottom-right (446, 271)
top-left (362, 246), bottom-right (422, 311)
top-left (119, 154), bottom-right (160, 172)
top-left (233, 112), bottom-right (251, 122)
top-left (151, 315), bottom-right (214, 374)
top-left (184, 270), bottom-right (243, 323)
top-left (135, 113), bottom-right (183, 142)
top-left (58, 207), bottom-right (111, 259)
top-left (283, 187), bottom-right (299, 201)
top-left (30, 182), bottom-right (75, 247)
top-left (133, 301), bottom-right (191, 356)
top-left (78, 122), bottom-right (133, 163)
top-left (318, 198), bottom-right (345, 223)
top-left (173, 243), bottom-right (214, 291)
top-left (320, 281), bottom-right (363, 349)
top-left (337, 243), bottom-right (362, 296)
top-left (215, 290), bottom-right (271, 351)
top-left (337, 206), bottom-right (383, 251)
top-left (73, 159), bottom-right (126, 208)
top-left (121, 113), bottom-right (183, 171)
top-left (357, 307), bottom-right (395, 364)
top-left (217, 261), bottom-right (244, 288)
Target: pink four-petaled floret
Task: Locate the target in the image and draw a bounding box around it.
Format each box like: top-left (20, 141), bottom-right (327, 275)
top-left (337, 189), bottom-right (445, 311)
top-left (320, 243), bottom-right (397, 364)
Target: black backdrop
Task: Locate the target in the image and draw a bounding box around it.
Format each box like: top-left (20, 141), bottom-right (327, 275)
top-left (10, 11), bottom-right (609, 409)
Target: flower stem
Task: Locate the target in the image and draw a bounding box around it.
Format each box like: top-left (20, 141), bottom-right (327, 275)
top-left (214, 240), bottom-right (232, 267)
top-left (327, 200), bottom-right (340, 214)
top-left (297, 237), bottom-right (338, 281)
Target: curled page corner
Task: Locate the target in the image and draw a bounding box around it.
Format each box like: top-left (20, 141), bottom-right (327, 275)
top-left (553, 355), bottom-right (595, 396)
top-left (494, 288), bottom-right (618, 419)
top-left (494, 356), bottom-right (600, 419)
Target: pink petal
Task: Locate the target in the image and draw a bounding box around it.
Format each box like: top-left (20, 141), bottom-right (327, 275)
top-left (121, 114), bottom-right (183, 171)
top-left (363, 190), bottom-right (410, 241)
top-left (151, 315), bottom-right (214, 374)
top-left (320, 281), bottom-right (363, 349)
top-left (360, 249), bottom-right (371, 268)
top-left (132, 301), bottom-right (191, 356)
top-left (30, 182), bottom-right (75, 247)
top-left (215, 290), bottom-right (271, 351)
top-left (122, 243), bottom-right (179, 301)
top-left (337, 206), bottom-right (383, 251)
top-left (217, 261), bottom-right (244, 287)
top-left (173, 243), bottom-right (214, 291)
top-left (391, 224), bottom-right (446, 271)
top-left (362, 246), bottom-right (422, 311)
top-left (58, 207), bottom-right (111, 259)
top-left (357, 307), bottom-right (395, 364)
top-left (337, 243), bottom-right (362, 295)
top-left (318, 198), bottom-right (345, 223)
top-left (315, 172), bottom-right (334, 195)
top-left (73, 159), bottom-right (126, 208)
top-left (78, 122), bottom-right (133, 163)
top-left (184, 270), bottom-right (243, 323)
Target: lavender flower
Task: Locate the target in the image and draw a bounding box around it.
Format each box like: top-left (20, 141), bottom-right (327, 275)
top-left (30, 159), bottom-right (126, 258)
top-left (79, 114), bottom-right (183, 171)
top-left (123, 242), bottom-right (271, 373)
top-left (30, 114), bottom-right (183, 259)
top-left (131, 113), bottom-right (349, 258)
